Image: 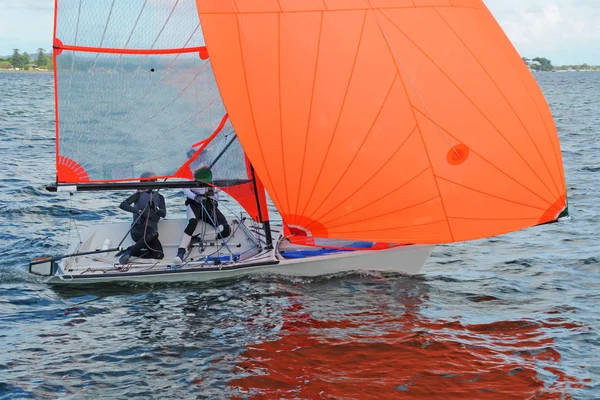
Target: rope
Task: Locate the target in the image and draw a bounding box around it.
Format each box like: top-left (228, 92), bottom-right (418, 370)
top-left (65, 192), bottom-right (83, 252)
top-left (215, 196), bottom-right (263, 249)
top-left (198, 198), bottom-right (234, 256)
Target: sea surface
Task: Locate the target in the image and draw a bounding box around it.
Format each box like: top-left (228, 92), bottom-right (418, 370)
top-left (0, 71), bottom-right (599, 399)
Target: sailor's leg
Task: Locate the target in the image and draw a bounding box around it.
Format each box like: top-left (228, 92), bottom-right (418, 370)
top-left (129, 225), bottom-right (147, 256)
top-left (147, 231), bottom-right (164, 260)
top-left (135, 230), bottom-right (159, 258)
top-left (119, 225), bottom-right (148, 264)
top-left (174, 205), bottom-right (199, 264)
top-left (214, 206), bottom-right (231, 239)
top-left (198, 199), bottom-right (230, 239)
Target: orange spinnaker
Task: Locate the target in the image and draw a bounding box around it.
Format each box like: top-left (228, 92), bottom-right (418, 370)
top-left (196, 0), bottom-right (566, 244)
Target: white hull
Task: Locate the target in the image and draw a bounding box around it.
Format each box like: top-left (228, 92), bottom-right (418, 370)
top-left (37, 218), bottom-right (433, 285)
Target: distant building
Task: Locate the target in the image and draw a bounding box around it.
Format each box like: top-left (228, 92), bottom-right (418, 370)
top-left (526, 60), bottom-right (541, 72)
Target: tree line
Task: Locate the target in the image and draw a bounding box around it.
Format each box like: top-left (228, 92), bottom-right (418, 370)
top-left (522, 57), bottom-right (600, 72)
top-left (0, 49), bottom-right (53, 71)
top-left (522, 57), bottom-right (554, 72)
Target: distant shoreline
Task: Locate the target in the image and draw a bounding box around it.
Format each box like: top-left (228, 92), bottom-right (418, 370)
top-left (0, 69), bottom-right (52, 73)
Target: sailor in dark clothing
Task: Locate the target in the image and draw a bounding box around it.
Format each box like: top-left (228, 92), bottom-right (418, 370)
top-left (173, 166), bottom-right (231, 264)
top-left (118, 173), bottom-right (167, 265)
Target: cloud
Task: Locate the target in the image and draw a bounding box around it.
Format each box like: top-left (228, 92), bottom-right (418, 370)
top-left (0, 1), bottom-right (53, 55)
top-left (1, 0), bottom-right (600, 63)
top-left (485, 0), bottom-right (600, 63)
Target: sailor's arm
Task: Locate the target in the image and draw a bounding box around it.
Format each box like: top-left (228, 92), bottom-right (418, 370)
top-left (155, 195), bottom-right (166, 218)
top-left (119, 191), bottom-right (140, 213)
top-left (182, 188), bottom-right (197, 201)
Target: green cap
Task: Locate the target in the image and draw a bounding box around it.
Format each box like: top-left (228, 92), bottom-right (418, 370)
top-left (193, 167), bottom-right (213, 183)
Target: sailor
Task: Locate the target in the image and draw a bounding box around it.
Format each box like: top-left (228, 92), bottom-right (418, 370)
top-left (173, 166), bottom-right (231, 264)
top-left (117, 172), bottom-right (166, 265)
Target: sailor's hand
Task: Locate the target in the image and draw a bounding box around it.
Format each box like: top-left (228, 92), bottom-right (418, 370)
top-left (148, 200), bottom-right (156, 210)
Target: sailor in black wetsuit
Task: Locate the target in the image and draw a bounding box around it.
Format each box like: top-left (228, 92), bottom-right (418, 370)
top-left (117, 173), bottom-right (167, 265)
top-left (173, 167), bottom-right (231, 264)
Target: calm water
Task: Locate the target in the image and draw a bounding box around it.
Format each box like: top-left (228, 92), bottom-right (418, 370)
top-left (0, 71), bottom-right (599, 399)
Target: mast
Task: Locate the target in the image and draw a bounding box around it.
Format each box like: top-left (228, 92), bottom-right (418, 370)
top-left (249, 164), bottom-right (273, 250)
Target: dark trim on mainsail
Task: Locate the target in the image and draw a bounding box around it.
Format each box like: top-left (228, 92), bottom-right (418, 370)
top-left (46, 179), bottom-right (251, 192)
top-left (249, 164), bottom-right (273, 249)
top-left (209, 134), bottom-right (237, 169)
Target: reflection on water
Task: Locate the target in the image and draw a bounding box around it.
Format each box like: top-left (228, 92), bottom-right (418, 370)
top-left (228, 276), bottom-right (586, 399)
top-left (1, 273), bottom-right (590, 398)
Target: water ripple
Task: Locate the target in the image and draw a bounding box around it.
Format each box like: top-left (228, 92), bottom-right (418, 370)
top-left (0, 70), bottom-right (599, 399)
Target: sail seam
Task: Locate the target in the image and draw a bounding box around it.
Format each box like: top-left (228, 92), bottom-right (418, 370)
top-left (325, 193), bottom-right (441, 231)
top-left (197, 6), bottom-right (481, 16)
top-left (71, 0), bottom-right (116, 156)
top-left (99, 0), bottom-right (116, 49)
top-left (151, 0), bottom-right (180, 49)
top-left (332, 219), bottom-right (448, 234)
top-left (300, 9), bottom-right (369, 228)
top-left (319, 137), bottom-right (425, 226)
top-left (123, 0), bottom-right (148, 49)
top-left (126, 65), bottom-right (208, 140)
top-left (158, 95), bottom-right (220, 139)
top-left (305, 72), bottom-right (400, 222)
top-left (379, 10), bottom-right (558, 202)
top-left (277, 13), bottom-right (292, 214)
top-left (68, 0), bottom-right (182, 157)
top-left (90, 0), bottom-right (149, 142)
top-left (295, 11), bottom-right (325, 218)
top-left (435, 176), bottom-right (549, 212)
top-left (233, 10), bottom-right (286, 212)
top-left (368, 6), bottom-right (454, 242)
top-left (413, 107), bottom-right (554, 206)
top-left (109, 0), bottom-right (183, 134)
top-left (481, 7), bottom-right (566, 194)
top-left (107, 27), bottom-right (205, 141)
top-left (448, 216), bottom-right (541, 221)
top-left (434, 8), bottom-right (561, 198)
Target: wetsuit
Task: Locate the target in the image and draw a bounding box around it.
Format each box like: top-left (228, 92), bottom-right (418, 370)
top-left (119, 190), bottom-right (166, 259)
top-left (182, 187), bottom-right (230, 240)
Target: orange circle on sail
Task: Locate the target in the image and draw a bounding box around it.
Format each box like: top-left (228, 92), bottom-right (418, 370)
top-left (447, 144), bottom-right (470, 166)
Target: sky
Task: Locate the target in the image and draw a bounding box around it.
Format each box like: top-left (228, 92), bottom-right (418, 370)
top-left (1, 0), bottom-right (599, 65)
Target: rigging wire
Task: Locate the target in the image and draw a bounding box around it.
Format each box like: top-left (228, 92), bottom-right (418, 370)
top-left (67, 192), bottom-right (82, 246)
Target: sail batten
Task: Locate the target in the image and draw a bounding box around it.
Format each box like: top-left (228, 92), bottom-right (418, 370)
top-left (197, 1), bottom-right (567, 244)
top-left (54, 44), bottom-right (207, 55)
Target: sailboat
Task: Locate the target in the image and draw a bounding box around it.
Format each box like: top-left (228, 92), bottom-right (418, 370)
top-left (30, 0), bottom-right (568, 285)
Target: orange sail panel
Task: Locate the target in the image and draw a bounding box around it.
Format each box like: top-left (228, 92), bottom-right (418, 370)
top-left (196, 0), bottom-right (567, 244)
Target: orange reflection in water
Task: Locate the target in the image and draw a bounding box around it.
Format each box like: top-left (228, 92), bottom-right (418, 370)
top-left (229, 293), bottom-right (585, 399)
